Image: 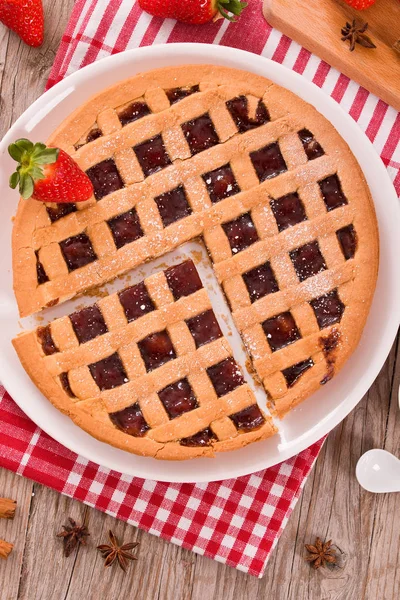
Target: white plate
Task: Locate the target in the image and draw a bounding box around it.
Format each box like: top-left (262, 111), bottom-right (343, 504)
top-left (0, 44), bottom-right (399, 483)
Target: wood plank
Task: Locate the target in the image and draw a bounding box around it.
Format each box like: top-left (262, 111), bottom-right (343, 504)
top-left (263, 0), bottom-right (400, 111)
top-left (65, 513), bottom-right (175, 600)
top-left (0, 472), bottom-right (33, 600)
top-left (16, 485), bottom-right (88, 600)
top-left (0, 0), bottom-right (74, 135)
top-left (0, 25), bottom-right (9, 97)
top-left (362, 337), bottom-right (400, 600)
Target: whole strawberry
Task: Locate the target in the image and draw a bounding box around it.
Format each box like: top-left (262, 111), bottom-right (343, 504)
top-left (8, 139), bottom-right (93, 203)
top-left (138, 0), bottom-right (247, 24)
top-left (342, 0), bottom-right (376, 9)
top-left (0, 0), bottom-right (44, 47)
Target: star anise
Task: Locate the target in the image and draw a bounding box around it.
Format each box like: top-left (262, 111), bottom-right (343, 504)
top-left (97, 530), bottom-right (139, 572)
top-left (57, 517), bottom-right (90, 557)
top-left (341, 20), bottom-right (376, 52)
top-left (305, 537), bottom-right (337, 569)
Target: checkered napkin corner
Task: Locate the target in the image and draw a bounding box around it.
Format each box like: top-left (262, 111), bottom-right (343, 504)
top-left (0, 387), bottom-right (323, 577)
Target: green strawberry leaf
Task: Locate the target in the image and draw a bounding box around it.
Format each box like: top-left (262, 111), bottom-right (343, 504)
top-left (9, 171), bottom-right (20, 189)
top-left (19, 174), bottom-right (34, 200)
top-left (15, 138), bottom-right (34, 152)
top-left (31, 166), bottom-right (46, 180)
top-left (218, 7), bottom-right (236, 20)
top-left (217, 0), bottom-right (247, 20)
top-left (8, 144), bottom-right (24, 162)
top-left (33, 148), bottom-right (59, 165)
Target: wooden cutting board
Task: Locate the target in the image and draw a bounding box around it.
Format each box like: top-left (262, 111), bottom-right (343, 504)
top-left (263, 0), bottom-right (400, 111)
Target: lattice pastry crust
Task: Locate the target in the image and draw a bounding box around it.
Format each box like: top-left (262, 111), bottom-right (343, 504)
top-left (13, 260), bottom-right (276, 459)
top-left (12, 65), bottom-right (378, 455)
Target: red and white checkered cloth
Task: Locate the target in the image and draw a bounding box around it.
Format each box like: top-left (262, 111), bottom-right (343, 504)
top-left (1, 0), bottom-right (399, 578)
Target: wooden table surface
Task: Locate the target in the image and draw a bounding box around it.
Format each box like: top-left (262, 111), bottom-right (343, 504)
top-left (0, 3), bottom-right (399, 599)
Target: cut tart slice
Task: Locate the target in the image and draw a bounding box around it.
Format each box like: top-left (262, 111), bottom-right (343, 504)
top-left (13, 260), bottom-right (276, 459)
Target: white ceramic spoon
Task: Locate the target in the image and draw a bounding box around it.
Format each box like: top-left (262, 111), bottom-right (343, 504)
top-left (356, 449), bottom-right (400, 493)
